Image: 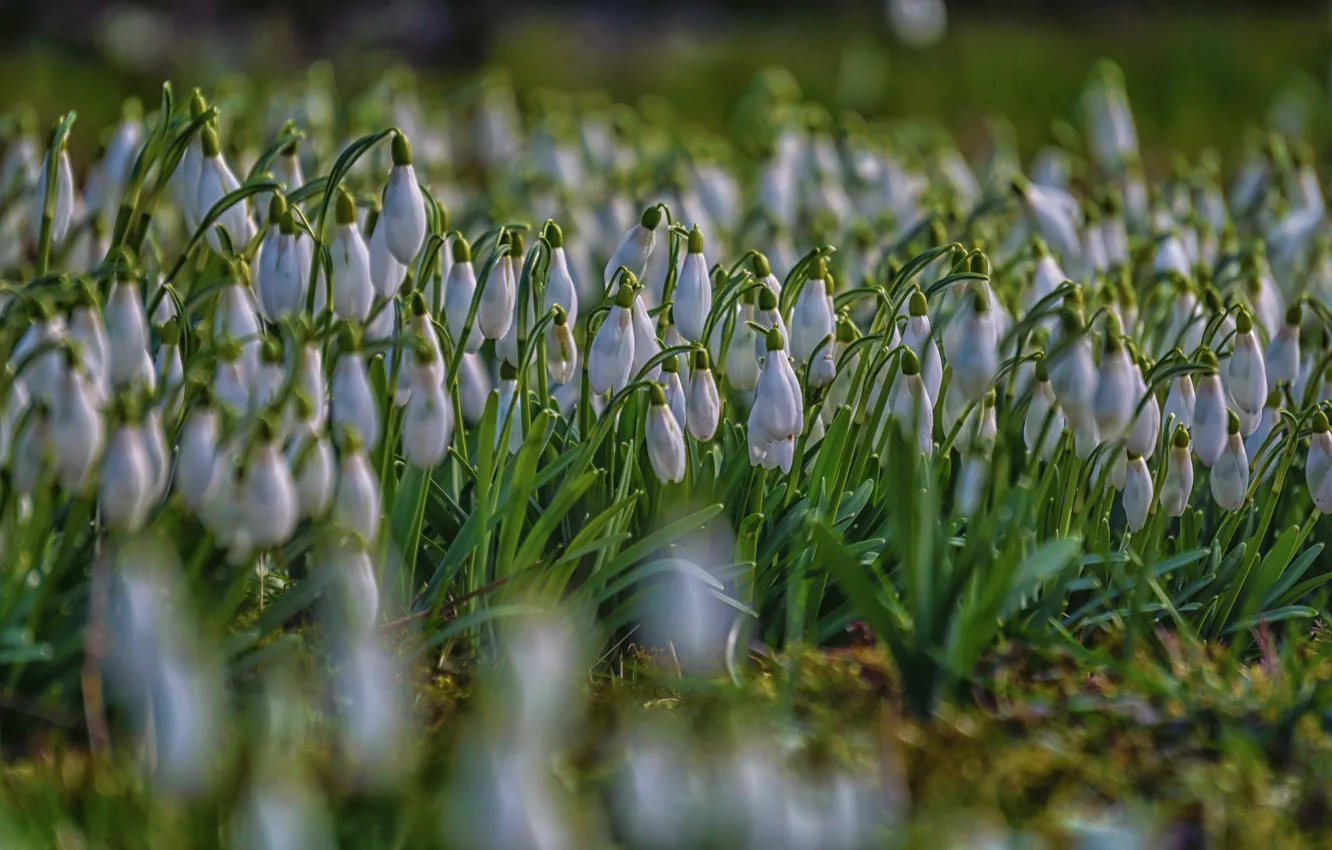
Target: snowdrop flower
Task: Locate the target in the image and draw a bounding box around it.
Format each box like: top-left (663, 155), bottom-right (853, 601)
top-left (1245, 390), bottom-right (1282, 482)
top-left (402, 349), bottom-right (455, 469)
top-left (1092, 314), bottom-right (1135, 442)
top-left (1266, 304), bottom-right (1301, 388)
top-left (790, 256), bottom-right (835, 364)
top-left (333, 432), bottom-right (381, 542)
top-left (721, 290), bottom-right (761, 392)
top-left (101, 409), bottom-right (153, 532)
top-left (631, 284), bottom-right (662, 383)
top-left (443, 236), bottom-right (483, 353)
top-left (1126, 358), bottom-right (1161, 459)
top-left (478, 230), bottom-right (517, 341)
top-left (645, 383), bottom-right (687, 484)
top-left (495, 364), bottom-right (524, 455)
top-left (196, 127), bottom-right (255, 254)
top-left (210, 338), bottom-right (249, 413)
top-left (673, 224), bottom-right (711, 342)
top-left (1013, 177), bottom-right (1081, 263)
top-left (944, 288), bottom-right (999, 402)
top-left (1162, 358), bottom-right (1196, 431)
top-left (1122, 453), bottom-right (1152, 532)
top-left (330, 339), bottom-right (380, 451)
top-left (330, 188), bottom-right (374, 321)
top-left (1158, 426), bottom-right (1195, 517)
top-left (747, 328), bottom-right (803, 473)
top-left (541, 222), bottom-right (578, 326)
top-left (106, 276), bottom-right (148, 388)
top-left (381, 132), bottom-right (426, 265)
top-left (29, 132), bottom-right (75, 248)
top-left (891, 349), bottom-right (934, 456)
top-left (1152, 231), bottom-right (1191, 278)
top-left (955, 449), bottom-right (990, 517)
top-left (1048, 306), bottom-right (1097, 427)
top-left (286, 403), bottom-right (333, 520)
top-left (1161, 277), bottom-right (1203, 357)
top-left (546, 305), bottom-right (578, 385)
top-left (687, 350), bottom-right (721, 442)
top-left (661, 357), bottom-right (688, 431)
top-left (243, 418), bottom-right (299, 549)
top-left (605, 205), bottom-right (660, 285)
top-left (50, 354), bottom-right (103, 492)
top-left (1024, 357), bottom-right (1065, 462)
top-left (1026, 237), bottom-right (1065, 318)
top-left (69, 285), bottom-right (110, 404)
top-left (1192, 349), bottom-right (1227, 467)
top-left (249, 339), bottom-right (285, 415)
top-left (589, 282), bottom-right (636, 395)
top-left (324, 537), bottom-right (379, 637)
top-left (1307, 410), bottom-right (1332, 512)
top-left (809, 341), bottom-right (837, 389)
top-left (1228, 310), bottom-right (1267, 417)
top-left (175, 397), bottom-right (218, 510)
top-left (456, 352), bottom-right (489, 427)
top-left (1211, 411), bottom-right (1249, 511)
top-left (368, 201), bottom-right (405, 300)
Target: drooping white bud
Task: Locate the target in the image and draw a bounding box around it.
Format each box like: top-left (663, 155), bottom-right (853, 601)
top-left (286, 415), bottom-right (334, 520)
top-left (891, 349), bottom-right (934, 456)
top-left (106, 277), bottom-right (149, 388)
top-left (1123, 453), bottom-right (1153, 532)
top-left (1210, 413), bottom-right (1249, 511)
top-left (330, 189), bottom-right (374, 322)
top-left (101, 420), bottom-right (152, 531)
top-left (589, 284), bottom-right (636, 395)
top-left (630, 288), bottom-right (662, 383)
top-left (790, 257), bottom-right (835, 364)
top-left (50, 363), bottom-right (103, 492)
top-left (243, 424), bottom-right (299, 549)
top-left (604, 206), bottom-right (660, 285)
top-left (402, 366), bottom-right (454, 469)
top-left (944, 288), bottom-right (998, 402)
top-left (541, 223), bottom-right (579, 327)
top-left (1191, 352), bottom-right (1227, 467)
top-left (686, 351), bottom-right (721, 442)
top-left (645, 383), bottom-right (686, 484)
top-left (195, 128), bottom-right (255, 254)
top-left (443, 236), bottom-right (482, 353)
top-left (1227, 310), bottom-right (1267, 416)
top-left (1024, 360), bottom-right (1064, 462)
top-left (381, 133), bottom-right (426, 265)
top-left (333, 439), bottom-right (381, 542)
top-left (673, 225), bottom-right (712, 342)
top-left (1092, 315), bottom-right (1134, 442)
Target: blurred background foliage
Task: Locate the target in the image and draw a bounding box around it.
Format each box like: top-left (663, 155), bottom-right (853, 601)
top-left (0, 3), bottom-right (1326, 165)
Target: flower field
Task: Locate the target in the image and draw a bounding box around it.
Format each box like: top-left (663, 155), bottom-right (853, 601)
top-left (0, 33), bottom-right (1331, 846)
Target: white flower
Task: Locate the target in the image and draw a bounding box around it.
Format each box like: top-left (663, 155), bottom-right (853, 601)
top-left (106, 277), bottom-right (148, 388)
top-left (1163, 369), bottom-right (1196, 431)
top-left (955, 451), bottom-right (989, 517)
top-left (69, 291), bottom-right (110, 403)
top-left (1160, 427), bottom-right (1195, 517)
top-left (1153, 233), bottom-right (1191, 278)
top-left (286, 415), bottom-right (333, 520)
top-left (589, 284), bottom-right (636, 395)
top-left (1227, 310), bottom-right (1267, 416)
top-left (944, 287), bottom-right (998, 402)
top-left (458, 352), bottom-right (490, 426)
top-left (1307, 412), bottom-right (1332, 511)
top-left (686, 351), bottom-right (721, 442)
top-left (1192, 352), bottom-right (1227, 467)
top-left (443, 236), bottom-right (483, 353)
top-left (331, 347), bottom-right (380, 451)
top-left (546, 307), bottom-right (578, 385)
top-left (748, 329), bottom-right (803, 470)
top-left (50, 363), bottom-right (103, 492)
top-left (661, 361), bottom-right (688, 431)
top-left (381, 133), bottom-right (426, 265)
top-left (1092, 315), bottom-right (1134, 442)
top-left (330, 188), bottom-right (374, 321)
top-left (243, 425), bottom-right (299, 549)
top-left (1125, 363), bottom-right (1161, 459)
top-left (496, 370), bottom-right (524, 455)
top-left (29, 140), bottom-right (75, 247)
top-left (631, 287), bottom-right (662, 383)
top-left (255, 199), bottom-right (303, 319)
top-left (891, 349), bottom-right (934, 456)
top-left (1013, 179), bottom-right (1082, 263)
top-left (249, 340), bottom-right (285, 414)
top-left (645, 383), bottom-right (687, 484)
top-left (1123, 453), bottom-right (1153, 532)
top-left (1210, 412), bottom-right (1249, 511)
top-left (542, 223), bottom-right (579, 326)
top-left (368, 202), bottom-right (405, 300)
top-left (1047, 306), bottom-right (1097, 428)
top-left (751, 252), bottom-right (782, 298)
top-left (402, 371), bottom-right (454, 468)
top-left (1024, 359), bottom-right (1065, 462)
top-left (673, 225), bottom-right (712, 342)
top-left (478, 231), bottom-right (517, 341)
top-left (898, 289), bottom-right (943, 403)
top-left (14, 307), bottom-right (65, 406)
top-left (604, 206), bottom-right (660, 285)
top-left (1265, 305), bottom-right (1301, 389)
top-left (333, 440), bottom-right (381, 542)
top-left (195, 127), bottom-right (255, 254)
top-left (175, 403), bottom-right (217, 510)
top-left (101, 420), bottom-right (152, 531)
top-left (790, 256), bottom-right (835, 363)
